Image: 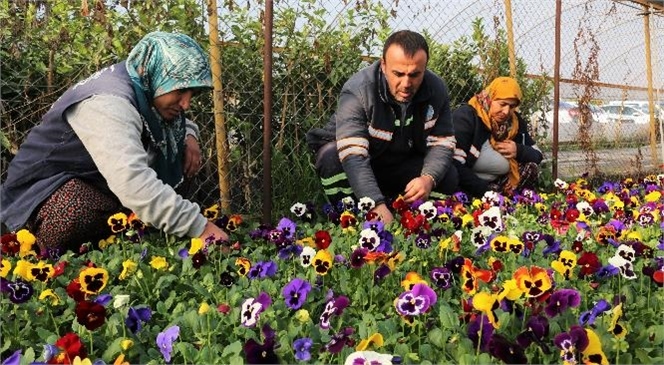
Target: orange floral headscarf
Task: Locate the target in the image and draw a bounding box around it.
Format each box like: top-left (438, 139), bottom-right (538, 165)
top-left (468, 77), bottom-right (522, 189)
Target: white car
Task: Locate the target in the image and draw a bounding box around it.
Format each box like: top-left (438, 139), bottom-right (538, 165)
top-left (600, 105), bottom-right (648, 124)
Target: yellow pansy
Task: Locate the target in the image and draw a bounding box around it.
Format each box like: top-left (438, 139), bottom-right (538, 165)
top-left (198, 302), bottom-right (210, 315)
top-left (120, 339), bottom-right (134, 351)
top-left (473, 291), bottom-right (501, 328)
top-left (189, 237), bottom-right (204, 255)
top-left (13, 259), bottom-right (34, 281)
top-left (498, 279), bottom-right (523, 301)
top-left (98, 235), bottom-right (116, 250)
top-left (72, 356), bottom-right (92, 365)
top-left (203, 203), bottom-right (220, 220)
top-left (39, 289), bottom-right (61, 306)
top-left (401, 271), bottom-right (427, 291)
top-left (17, 229), bottom-right (37, 257)
top-left (312, 249), bottom-right (333, 275)
top-left (356, 332), bottom-right (384, 351)
top-left (296, 236), bottom-right (315, 247)
top-left (582, 328), bottom-right (609, 365)
top-left (1, 259), bottom-right (11, 278)
top-left (107, 212), bottom-right (129, 233)
top-left (551, 250), bottom-right (577, 279)
top-left (149, 256), bottom-right (168, 270)
top-left (235, 257), bottom-right (251, 276)
top-left (119, 260), bottom-right (137, 280)
top-left (79, 267), bottom-right (109, 294)
top-left (295, 309), bottom-right (310, 323)
top-left (29, 261), bottom-right (54, 282)
top-left (644, 190), bottom-right (661, 203)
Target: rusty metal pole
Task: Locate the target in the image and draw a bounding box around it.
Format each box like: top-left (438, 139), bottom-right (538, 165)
top-left (503, 0), bottom-right (517, 77)
top-left (206, 0), bottom-right (231, 211)
top-left (262, 0), bottom-right (274, 224)
top-left (641, 4), bottom-right (661, 167)
top-left (552, 0), bottom-right (561, 180)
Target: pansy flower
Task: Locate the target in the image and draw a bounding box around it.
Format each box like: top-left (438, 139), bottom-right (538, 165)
top-left (290, 202), bottom-right (307, 218)
top-left (394, 283), bottom-right (437, 316)
top-left (340, 211), bottom-right (358, 232)
top-left (312, 249), bottom-right (333, 275)
top-left (582, 328), bottom-right (609, 365)
top-left (400, 210), bottom-right (427, 235)
top-left (414, 231), bottom-right (432, 249)
top-left (299, 246), bottom-right (316, 268)
top-left (544, 289), bottom-right (581, 318)
top-left (203, 203), bottom-right (220, 220)
top-left (319, 295), bottom-right (350, 329)
top-left (356, 332), bottom-right (384, 351)
top-left (149, 256), bottom-right (168, 271)
top-left (325, 327), bottom-right (354, 354)
top-left (0, 233), bottom-right (20, 256)
top-left (50, 332), bottom-right (88, 364)
top-left (156, 325), bottom-right (180, 363)
top-left (488, 334), bottom-right (527, 364)
top-left (350, 248), bottom-right (368, 269)
top-left (235, 257), bottom-right (251, 276)
top-left (344, 351), bottom-right (393, 365)
top-left (11, 260), bottom-right (32, 281)
top-left (358, 228), bottom-right (380, 252)
top-left (107, 212), bottom-right (128, 233)
top-left (608, 252), bottom-right (637, 280)
top-left (489, 235), bottom-right (522, 254)
top-left (472, 291), bottom-right (501, 328)
top-left (244, 324), bottom-right (278, 364)
top-left (551, 250), bottom-right (578, 279)
top-left (513, 266), bottom-right (553, 298)
top-left (608, 302), bottom-right (628, 339)
top-left (554, 325), bottom-right (588, 365)
top-left (78, 267), bottom-right (108, 295)
top-left (276, 217), bottom-right (296, 240)
top-left (516, 315), bottom-right (550, 352)
top-left (240, 292), bottom-right (271, 327)
top-left (119, 260), bottom-right (137, 281)
top-left (125, 306), bottom-right (152, 334)
top-left (0, 278), bottom-right (34, 304)
top-left (282, 278), bottom-right (311, 310)
top-left (293, 337), bottom-right (313, 362)
top-left (577, 252), bottom-right (601, 278)
top-left (438, 230), bottom-right (462, 255)
top-left (39, 288), bottom-right (61, 306)
top-left (401, 271), bottom-right (427, 291)
top-left (314, 230), bottom-right (332, 250)
top-left (16, 229), bottom-right (37, 257)
top-left (477, 206), bottom-right (503, 232)
top-left (357, 197), bottom-right (376, 213)
top-left (470, 226), bottom-right (492, 254)
top-left (74, 300), bottom-right (107, 331)
top-left (468, 313), bottom-right (494, 352)
top-left (578, 299), bottom-right (611, 326)
top-left (461, 258), bottom-right (494, 295)
top-left (430, 267), bottom-right (453, 289)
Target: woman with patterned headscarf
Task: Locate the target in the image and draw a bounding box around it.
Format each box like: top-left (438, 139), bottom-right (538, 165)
top-left (451, 77), bottom-right (543, 198)
top-left (1, 32), bottom-right (228, 255)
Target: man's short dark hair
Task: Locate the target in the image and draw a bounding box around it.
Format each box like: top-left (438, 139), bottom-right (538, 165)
top-left (382, 30), bottom-right (429, 62)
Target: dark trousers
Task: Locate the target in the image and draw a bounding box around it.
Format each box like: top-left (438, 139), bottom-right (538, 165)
top-left (314, 141), bottom-right (458, 204)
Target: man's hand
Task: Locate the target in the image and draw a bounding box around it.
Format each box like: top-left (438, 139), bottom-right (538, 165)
top-left (403, 175), bottom-right (435, 203)
top-left (184, 135), bottom-right (203, 178)
top-left (371, 203), bottom-right (394, 224)
top-left (494, 140), bottom-right (517, 159)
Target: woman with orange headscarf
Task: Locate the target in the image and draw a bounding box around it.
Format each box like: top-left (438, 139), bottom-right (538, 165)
top-left (452, 77), bottom-right (543, 197)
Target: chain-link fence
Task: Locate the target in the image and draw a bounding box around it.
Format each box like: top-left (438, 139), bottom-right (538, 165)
top-left (2, 0), bottom-right (663, 221)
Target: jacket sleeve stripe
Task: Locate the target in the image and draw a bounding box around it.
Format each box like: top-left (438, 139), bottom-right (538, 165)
top-left (453, 148), bottom-right (467, 163)
top-left (368, 125), bottom-right (393, 141)
top-left (339, 146), bottom-right (369, 161)
top-left (426, 135), bottom-right (456, 149)
top-left (337, 137), bottom-right (369, 150)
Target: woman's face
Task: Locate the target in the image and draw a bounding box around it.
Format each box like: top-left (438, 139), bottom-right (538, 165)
top-left (152, 89), bottom-right (197, 121)
top-left (488, 97), bottom-right (519, 123)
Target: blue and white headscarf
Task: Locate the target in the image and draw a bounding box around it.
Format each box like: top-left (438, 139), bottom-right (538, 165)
top-left (126, 31), bottom-right (212, 187)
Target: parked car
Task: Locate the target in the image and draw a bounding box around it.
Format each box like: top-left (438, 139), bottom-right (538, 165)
top-left (608, 100), bottom-right (663, 121)
top-left (600, 105), bottom-right (648, 124)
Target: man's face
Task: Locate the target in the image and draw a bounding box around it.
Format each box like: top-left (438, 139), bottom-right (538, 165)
top-left (489, 98), bottom-right (519, 124)
top-left (152, 89), bottom-right (197, 121)
top-left (380, 45), bottom-right (427, 103)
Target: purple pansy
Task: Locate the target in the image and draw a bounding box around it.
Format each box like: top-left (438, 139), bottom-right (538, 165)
top-left (282, 278), bottom-right (312, 310)
top-left (241, 292), bottom-right (272, 327)
top-left (156, 325), bottom-right (180, 363)
top-left (319, 295), bottom-right (350, 329)
top-left (293, 337), bottom-right (313, 362)
top-left (0, 279), bottom-right (33, 304)
top-left (544, 289), bottom-right (581, 317)
top-left (394, 283), bottom-right (437, 316)
top-left (125, 306), bottom-right (152, 334)
top-left (430, 267), bottom-right (453, 289)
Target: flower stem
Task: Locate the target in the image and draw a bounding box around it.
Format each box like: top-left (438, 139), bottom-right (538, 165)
top-left (476, 314), bottom-right (484, 361)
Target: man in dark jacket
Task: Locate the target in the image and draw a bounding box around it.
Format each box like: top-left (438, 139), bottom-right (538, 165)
top-left (306, 30), bottom-right (458, 223)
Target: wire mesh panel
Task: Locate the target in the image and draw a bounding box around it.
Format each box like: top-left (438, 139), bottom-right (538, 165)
top-left (1, 0), bottom-right (663, 222)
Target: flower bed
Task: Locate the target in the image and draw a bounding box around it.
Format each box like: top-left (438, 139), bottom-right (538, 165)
top-left (1, 177), bottom-right (663, 365)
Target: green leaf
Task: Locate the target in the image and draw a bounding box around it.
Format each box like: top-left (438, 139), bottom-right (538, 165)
top-left (427, 328), bottom-right (446, 349)
top-left (221, 340), bottom-right (243, 358)
top-left (438, 304), bottom-right (458, 330)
